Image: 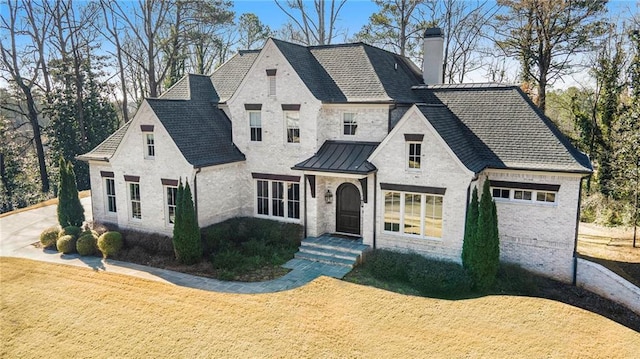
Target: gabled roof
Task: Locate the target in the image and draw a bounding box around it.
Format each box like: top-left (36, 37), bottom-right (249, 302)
top-left (293, 141), bottom-right (379, 174)
top-left (211, 50), bottom-right (259, 103)
top-left (76, 120), bottom-right (131, 162)
top-left (413, 84), bottom-right (592, 174)
top-left (147, 74), bottom-right (245, 167)
top-left (271, 39), bottom-right (423, 103)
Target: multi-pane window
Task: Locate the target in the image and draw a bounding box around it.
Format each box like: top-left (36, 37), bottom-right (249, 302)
top-left (383, 191), bottom-right (443, 238)
top-left (408, 142), bottom-right (421, 169)
top-left (491, 187), bottom-right (558, 204)
top-left (285, 111), bottom-right (300, 143)
top-left (255, 179), bottom-right (300, 220)
top-left (105, 178), bottom-right (116, 213)
top-left (166, 186), bottom-right (177, 225)
top-left (249, 111), bottom-right (262, 141)
top-left (257, 180), bottom-right (269, 215)
top-left (343, 112), bottom-right (357, 135)
top-left (384, 192), bottom-right (401, 232)
top-left (129, 182), bottom-right (141, 220)
top-left (145, 133), bottom-right (155, 158)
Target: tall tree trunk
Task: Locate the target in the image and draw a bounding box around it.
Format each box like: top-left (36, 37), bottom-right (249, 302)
top-left (21, 83), bottom-right (50, 193)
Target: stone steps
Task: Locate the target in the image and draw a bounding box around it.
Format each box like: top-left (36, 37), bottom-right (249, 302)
top-left (294, 235), bottom-right (370, 268)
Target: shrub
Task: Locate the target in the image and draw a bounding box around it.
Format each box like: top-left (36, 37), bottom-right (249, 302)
top-left (56, 235), bottom-right (77, 254)
top-left (40, 226), bottom-right (60, 249)
top-left (98, 231), bottom-right (123, 258)
top-left (76, 232), bottom-right (98, 256)
top-left (57, 158), bottom-right (85, 227)
top-left (120, 229), bottom-right (173, 255)
top-left (59, 226), bottom-right (81, 239)
top-left (172, 181), bottom-right (202, 264)
top-left (365, 250), bottom-right (408, 282)
top-left (466, 181), bottom-right (500, 290)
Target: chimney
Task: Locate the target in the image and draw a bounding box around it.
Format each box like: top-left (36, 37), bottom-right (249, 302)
top-left (422, 28), bottom-right (444, 85)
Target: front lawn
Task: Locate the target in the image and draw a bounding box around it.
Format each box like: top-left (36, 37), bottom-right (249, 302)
top-left (344, 250), bottom-right (640, 332)
top-left (2, 257), bottom-right (638, 358)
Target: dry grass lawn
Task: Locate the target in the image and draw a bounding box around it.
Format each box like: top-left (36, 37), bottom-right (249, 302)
top-left (1, 257), bottom-right (638, 358)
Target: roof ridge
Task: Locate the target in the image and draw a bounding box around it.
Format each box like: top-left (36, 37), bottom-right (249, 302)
top-left (413, 83), bottom-right (516, 90)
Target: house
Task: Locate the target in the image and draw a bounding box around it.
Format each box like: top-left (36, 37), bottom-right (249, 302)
top-left (79, 29), bottom-right (592, 282)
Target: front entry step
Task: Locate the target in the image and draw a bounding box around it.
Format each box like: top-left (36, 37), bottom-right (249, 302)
top-left (294, 234), bottom-right (371, 268)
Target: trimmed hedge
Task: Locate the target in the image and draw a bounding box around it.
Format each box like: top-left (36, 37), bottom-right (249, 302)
top-left (76, 233), bottom-right (98, 256)
top-left (98, 231), bottom-right (123, 258)
top-left (56, 235), bottom-right (77, 254)
top-left (40, 226), bottom-right (60, 249)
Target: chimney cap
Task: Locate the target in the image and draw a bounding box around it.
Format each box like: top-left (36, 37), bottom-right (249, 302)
top-left (424, 28), bottom-right (444, 38)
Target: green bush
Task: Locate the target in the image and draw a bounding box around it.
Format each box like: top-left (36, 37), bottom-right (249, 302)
top-left (56, 235), bottom-right (77, 254)
top-left (361, 250), bottom-right (473, 299)
top-left (172, 181), bottom-right (202, 264)
top-left (40, 226), bottom-right (60, 249)
top-left (98, 231), bottom-right (123, 258)
top-left (59, 226), bottom-right (81, 239)
top-left (365, 250), bottom-right (409, 282)
top-left (76, 232), bottom-right (98, 256)
top-left (57, 157), bottom-right (85, 227)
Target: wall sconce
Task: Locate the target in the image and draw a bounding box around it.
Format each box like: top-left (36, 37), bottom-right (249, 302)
top-left (324, 189), bottom-right (333, 204)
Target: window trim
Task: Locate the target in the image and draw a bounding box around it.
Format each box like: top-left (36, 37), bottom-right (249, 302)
top-left (165, 185), bottom-right (178, 226)
top-left (284, 110), bottom-right (300, 144)
top-left (383, 190), bottom-right (443, 240)
top-left (104, 178), bottom-right (117, 215)
top-left (144, 133), bottom-right (155, 159)
top-left (407, 141), bottom-right (422, 170)
top-left (127, 182), bottom-right (142, 221)
top-left (254, 178), bottom-right (301, 222)
top-left (491, 186), bottom-right (558, 205)
top-left (343, 112), bottom-right (357, 136)
top-left (248, 110), bottom-right (262, 142)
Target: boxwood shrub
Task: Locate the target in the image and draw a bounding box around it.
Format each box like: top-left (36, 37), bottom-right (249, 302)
top-left (98, 231), bottom-right (123, 258)
top-left (56, 235), bottom-right (77, 254)
top-left (40, 226), bottom-right (60, 249)
top-left (76, 232), bottom-right (98, 256)
top-left (59, 225), bottom-right (81, 239)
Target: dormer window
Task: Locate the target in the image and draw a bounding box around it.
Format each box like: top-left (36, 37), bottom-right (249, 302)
top-left (140, 125), bottom-right (155, 159)
top-left (343, 112), bottom-right (357, 135)
top-left (266, 69), bottom-right (277, 96)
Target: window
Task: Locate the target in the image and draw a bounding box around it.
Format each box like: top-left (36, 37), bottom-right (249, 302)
top-left (129, 182), bottom-right (141, 220)
top-left (255, 179), bottom-right (300, 220)
top-left (105, 178), bottom-right (116, 213)
top-left (383, 192), bottom-right (400, 232)
top-left (408, 142), bottom-right (421, 169)
top-left (491, 187), bottom-right (558, 204)
top-left (343, 112), bottom-right (357, 135)
top-left (492, 188), bottom-right (510, 199)
top-left (145, 133), bottom-right (155, 158)
top-left (249, 111), bottom-right (262, 141)
top-left (166, 186), bottom-right (177, 225)
top-left (383, 191), bottom-right (443, 239)
top-left (285, 111), bottom-right (300, 143)
top-left (514, 190), bottom-right (532, 201)
top-left (537, 191), bottom-right (556, 203)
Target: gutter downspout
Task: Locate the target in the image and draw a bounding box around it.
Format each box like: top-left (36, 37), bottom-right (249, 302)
top-left (193, 167), bottom-right (201, 226)
top-left (372, 172), bottom-right (377, 249)
top-left (572, 176), bottom-right (586, 286)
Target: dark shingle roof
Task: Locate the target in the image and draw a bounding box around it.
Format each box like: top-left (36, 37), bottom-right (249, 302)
top-left (76, 120), bottom-right (131, 161)
top-left (147, 74), bottom-right (245, 168)
top-left (293, 141), bottom-right (379, 174)
top-left (211, 50), bottom-right (259, 102)
top-left (414, 85), bottom-right (592, 173)
top-left (159, 75), bottom-right (191, 100)
top-left (271, 39), bottom-right (422, 103)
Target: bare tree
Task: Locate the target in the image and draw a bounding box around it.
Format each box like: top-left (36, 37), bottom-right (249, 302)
top-left (494, 0), bottom-right (608, 112)
top-left (275, 0), bottom-right (347, 45)
top-left (354, 0), bottom-right (427, 58)
top-left (0, 0), bottom-right (50, 193)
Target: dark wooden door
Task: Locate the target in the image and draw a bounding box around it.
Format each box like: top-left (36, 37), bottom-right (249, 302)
top-left (336, 183), bottom-right (361, 235)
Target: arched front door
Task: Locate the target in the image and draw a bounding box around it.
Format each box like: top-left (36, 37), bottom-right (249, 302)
top-left (336, 183), bottom-right (361, 235)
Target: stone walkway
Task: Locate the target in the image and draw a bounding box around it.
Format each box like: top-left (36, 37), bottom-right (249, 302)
top-left (0, 198), bottom-right (351, 293)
